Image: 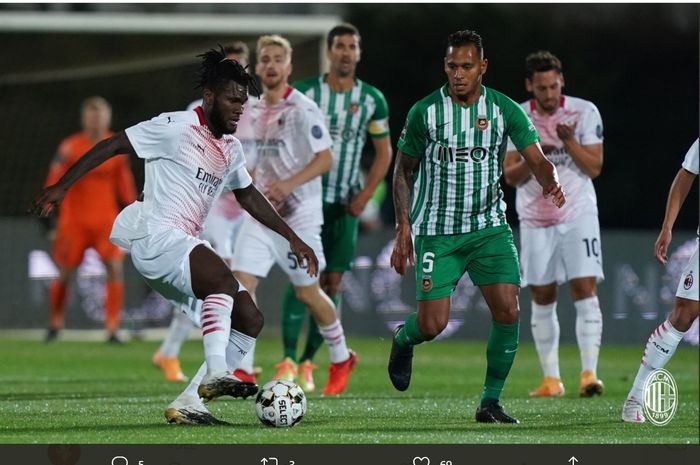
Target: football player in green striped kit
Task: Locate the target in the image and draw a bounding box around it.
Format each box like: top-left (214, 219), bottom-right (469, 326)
top-left (274, 23), bottom-right (393, 392)
top-left (389, 30), bottom-right (565, 423)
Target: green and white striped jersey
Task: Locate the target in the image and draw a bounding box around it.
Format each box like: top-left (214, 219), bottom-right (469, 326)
top-left (398, 85), bottom-right (538, 236)
top-left (294, 75), bottom-right (390, 204)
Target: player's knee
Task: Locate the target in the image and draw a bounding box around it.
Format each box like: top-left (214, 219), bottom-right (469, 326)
top-left (210, 272), bottom-right (240, 298)
top-left (421, 316), bottom-right (448, 340)
top-left (669, 303), bottom-right (698, 332)
top-left (293, 286), bottom-right (317, 306)
top-left (493, 303), bottom-right (520, 325)
top-left (232, 291), bottom-right (264, 336)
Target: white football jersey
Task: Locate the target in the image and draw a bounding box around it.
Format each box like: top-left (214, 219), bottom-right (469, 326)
top-left (111, 108), bottom-right (252, 246)
top-left (248, 86), bottom-right (333, 229)
top-left (187, 97), bottom-right (258, 222)
top-left (508, 95), bottom-right (604, 227)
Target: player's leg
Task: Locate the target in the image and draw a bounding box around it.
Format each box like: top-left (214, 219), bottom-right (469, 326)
top-left (297, 270), bottom-right (342, 392)
top-left (520, 224), bottom-right (565, 397)
top-left (102, 258), bottom-right (125, 343)
top-left (231, 271), bottom-right (261, 383)
top-left (623, 244), bottom-right (698, 422)
top-left (280, 282), bottom-right (305, 362)
top-left (189, 244), bottom-right (262, 401)
top-left (298, 205), bottom-right (358, 369)
top-left (153, 308), bottom-right (193, 382)
top-left (389, 297), bottom-right (450, 391)
top-left (470, 225), bottom-right (521, 424)
top-left (389, 234), bottom-right (461, 391)
top-left (569, 277), bottom-right (604, 396)
top-left (563, 214), bottom-right (605, 396)
top-left (95, 222), bottom-right (129, 343)
top-left (293, 281), bottom-right (356, 395)
top-left (47, 226), bottom-right (84, 341)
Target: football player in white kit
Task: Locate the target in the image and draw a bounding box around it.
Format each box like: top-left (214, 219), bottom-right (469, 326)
top-left (33, 47), bottom-right (320, 425)
top-left (622, 139), bottom-right (699, 423)
top-left (231, 35), bottom-right (357, 396)
top-left (504, 51), bottom-right (605, 398)
top-left (152, 41), bottom-right (259, 384)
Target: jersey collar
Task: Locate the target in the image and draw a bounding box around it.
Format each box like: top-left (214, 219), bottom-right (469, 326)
top-left (194, 106), bottom-right (207, 126)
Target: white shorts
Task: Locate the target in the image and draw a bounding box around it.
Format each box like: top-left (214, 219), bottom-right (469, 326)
top-left (520, 214), bottom-right (604, 286)
top-left (200, 213), bottom-right (245, 261)
top-left (231, 217), bottom-right (326, 287)
top-left (676, 241), bottom-right (699, 301)
top-left (129, 229), bottom-right (213, 306)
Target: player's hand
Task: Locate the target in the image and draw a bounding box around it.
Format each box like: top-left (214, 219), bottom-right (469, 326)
top-left (30, 184), bottom-right (67, 217)
top-left (654, 228), bottom-right (672, 265)
top-left (556, 122), bottom-right (577, 141)
top-left (390, 224), bottom-right (414, 276)
top-left (289, 236), bottom-right (319, 277)
top-left (542, 182), bottom-right (566, 208)
top-left (264, 180), bottom-right (294, 206)
top-left (347, 190), bottom-right (372, 217)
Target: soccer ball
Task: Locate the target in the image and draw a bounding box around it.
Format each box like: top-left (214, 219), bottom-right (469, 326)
top-left (255, 379), bottom-right (307, 427)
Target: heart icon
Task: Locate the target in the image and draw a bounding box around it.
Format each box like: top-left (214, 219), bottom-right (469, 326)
top-left (413, 457), bottom-right (430, 465)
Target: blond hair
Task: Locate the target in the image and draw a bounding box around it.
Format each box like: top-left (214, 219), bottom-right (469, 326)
top-left (256, 34), bottom-right (293, 63)
top-left (81, 96), bottom-right (111, 113)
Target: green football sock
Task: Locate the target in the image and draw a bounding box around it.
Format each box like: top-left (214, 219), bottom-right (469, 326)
top-left (281, 283), bottom-right (305, 361)
top-left (300, 294), bottom-right (340, 362)
top-left (394, 312), bottom-right (427, 348)
top-left (480, 320), bottom-right (520, 406)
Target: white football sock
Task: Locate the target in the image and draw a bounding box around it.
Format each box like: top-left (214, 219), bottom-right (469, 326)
top-left (182, 361), bottom-right (207, 399)
top-left (159, 309), bottom-right (195, 357)
top-left (575, 296), bottom-right (603, 375)
top-left (226, 329), bottom-right (256, 372)
top-left (236, 341), bottom-right (256, 373)
top-left (531, 301), bottom-right (561, 379)
top-left (318, 319), bottom-right (349, 363)
top-left (201, 293), bottom-right (233, 375)
top-left (628, 320), bottom-right (684, 400)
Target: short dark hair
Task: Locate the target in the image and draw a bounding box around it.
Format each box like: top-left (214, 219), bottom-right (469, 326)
top-left (327, 23), bottom-right (361, 50)
top-left (525, 51), bottom-right (563, 79)
top-left (196, 45), bottom-right (259, 96)
top-left (224, 40), bottom-right (250, 62)
top-left (446, 30), bottom-right (483, 58)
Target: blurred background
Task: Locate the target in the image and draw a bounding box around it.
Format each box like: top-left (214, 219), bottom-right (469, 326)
top-left (0, 3), bottom-right (697, 345)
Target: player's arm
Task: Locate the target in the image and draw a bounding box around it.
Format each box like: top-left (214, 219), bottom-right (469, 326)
top-left (264, 149), bottom-right (332, 206)
top-left (32, 132), bottom-right (135, 217)
top-left (654, 167), bottom-right (697, 265)
top-left (503, 149), bottom-right (532, 187)
top-left (390, 151), bottom-right (421, 276)
top-left (115, 155), bottom-right (138, 207)
top-left (234, 183), bottom-right (319, 275)
top-left (348, 135), bottom-right (393, 217)
top-left (519, 142), bottom-right (566, 208)
top-left (557, 124), bottom-right (603, 179)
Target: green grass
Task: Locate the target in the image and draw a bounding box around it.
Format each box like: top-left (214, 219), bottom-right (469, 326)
top-left (0, 336), bottom-right (697, 444)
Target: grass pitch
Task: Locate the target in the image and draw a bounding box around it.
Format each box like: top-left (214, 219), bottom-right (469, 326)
top-left (0, 335), bottom-right (697, 444)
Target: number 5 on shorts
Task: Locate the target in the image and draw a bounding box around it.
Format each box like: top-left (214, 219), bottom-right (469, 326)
top-left (422, 252), bottom-right (435, 273)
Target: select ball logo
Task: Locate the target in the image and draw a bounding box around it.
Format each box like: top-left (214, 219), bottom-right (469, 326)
top-left (255, 380), bottom-right (307, 428)
top-left (643, 368), bottom-right (678, 426)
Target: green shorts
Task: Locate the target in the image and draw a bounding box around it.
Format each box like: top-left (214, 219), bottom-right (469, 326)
top-left (321, 202), bottom-right (360, 272)
top-left (414, 224), bottom-right (521, 300)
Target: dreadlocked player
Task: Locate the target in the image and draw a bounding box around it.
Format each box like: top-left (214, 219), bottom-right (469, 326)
top-left (32, 46), bottom-right (320, 425)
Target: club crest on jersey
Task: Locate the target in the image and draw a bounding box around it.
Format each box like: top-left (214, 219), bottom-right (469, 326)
top-left (476, 115), bottom-right (489, 131)
top-left (311, 125), bottom-right (323, 139)
top-left (421, 275), bottom-right (433, 292)
top-left (348, 102), bottom-right (360, 114)
top-left (684, 271), bottom-right (693, 290)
